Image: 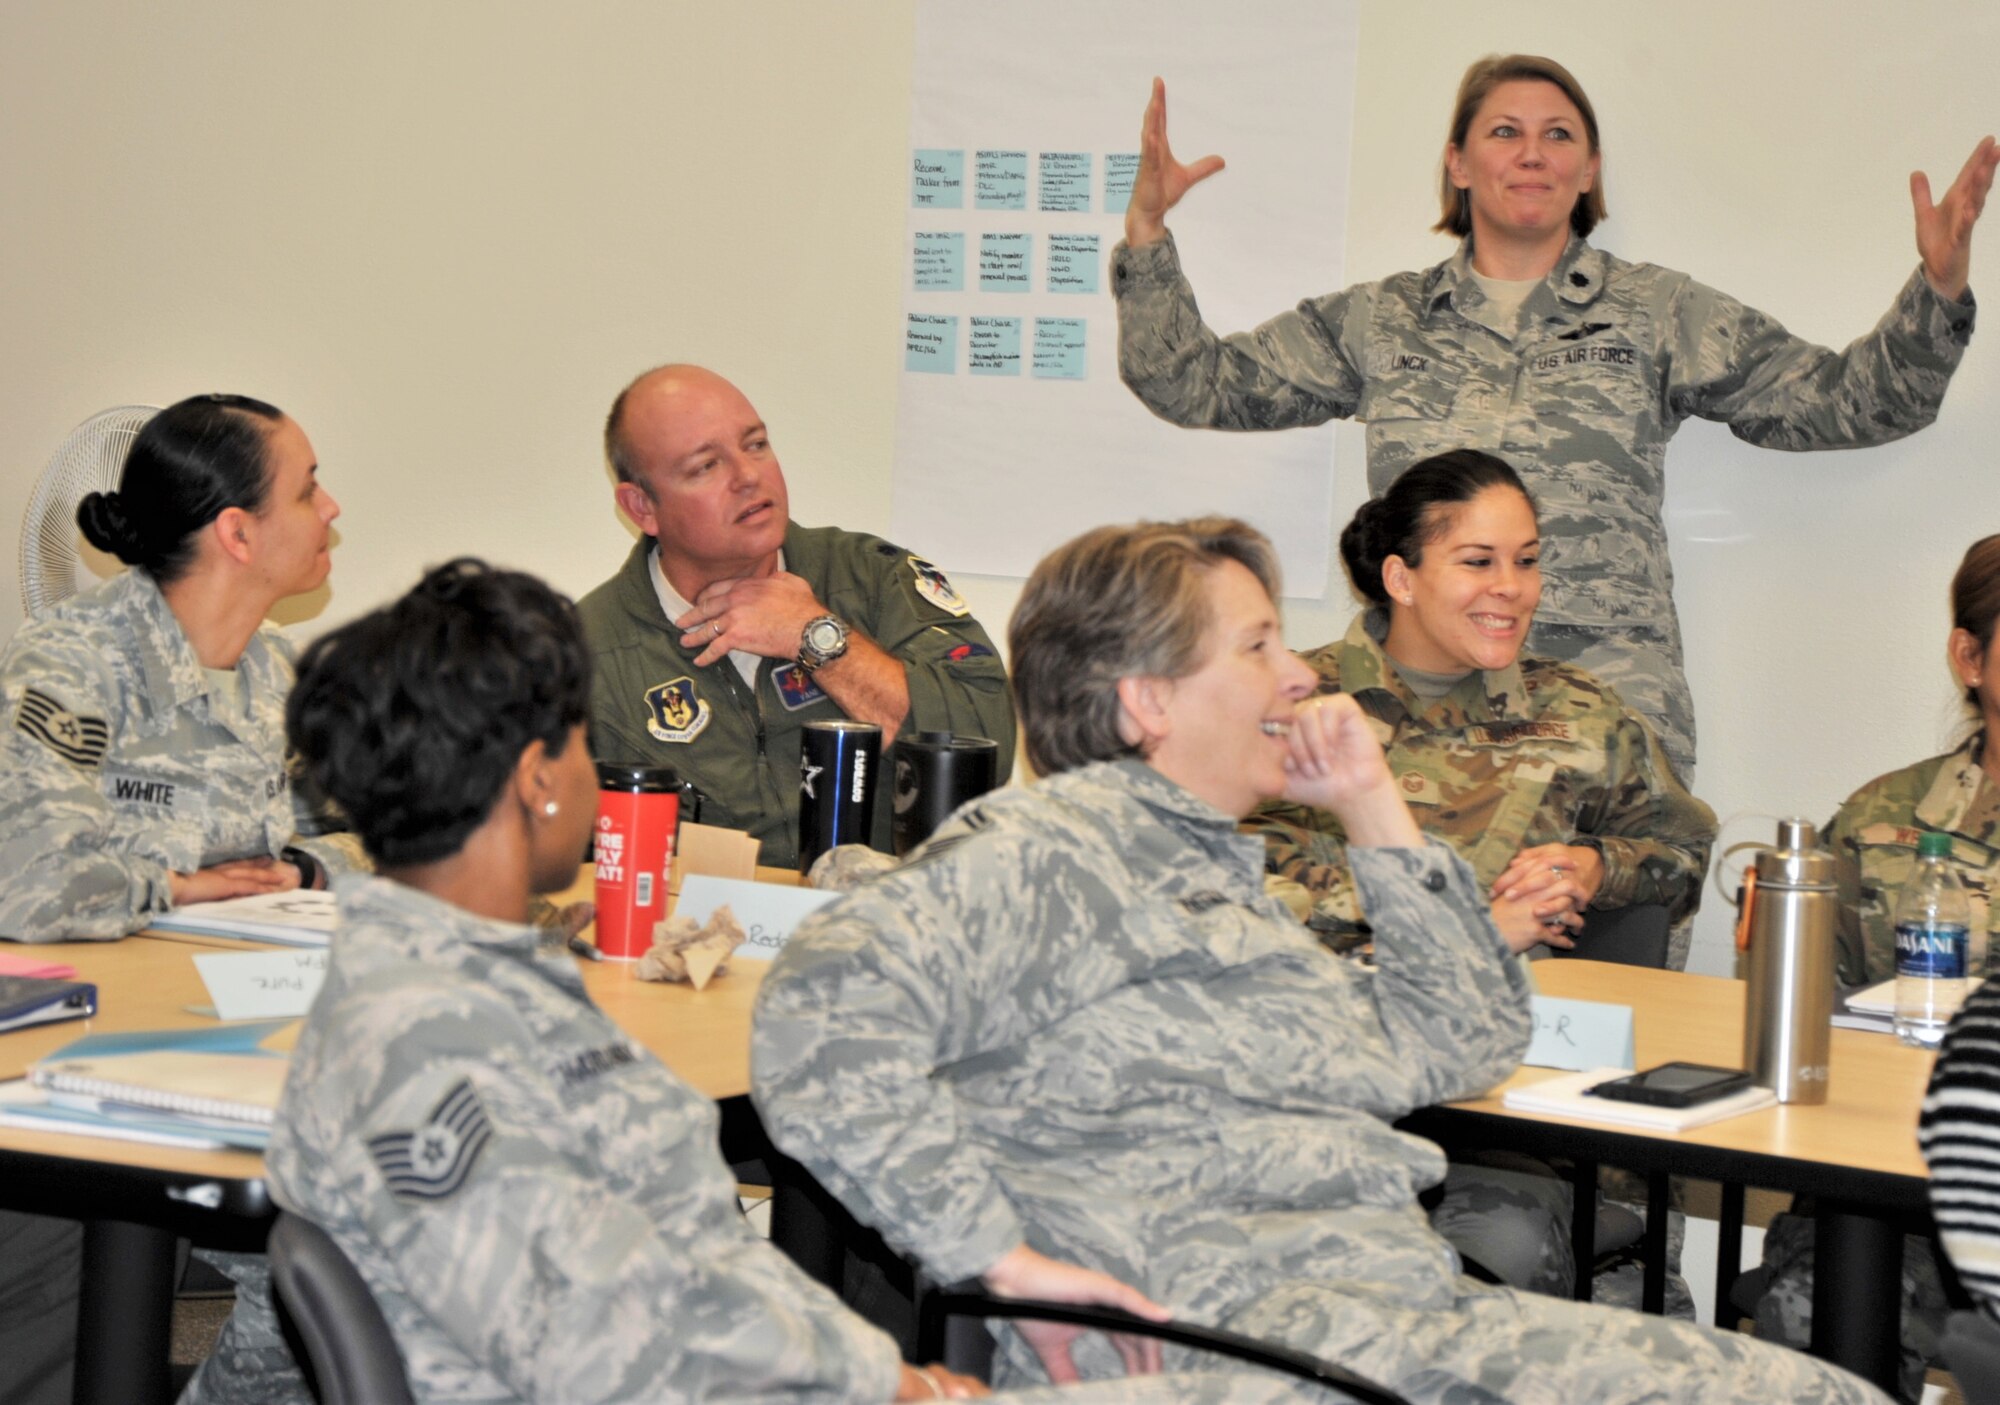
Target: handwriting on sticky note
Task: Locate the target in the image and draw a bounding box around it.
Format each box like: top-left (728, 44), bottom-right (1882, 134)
top-left (192, 949), bottom-right (329, 1022)
top-left (1032, 318), bottom-right (1087, 380)
top-left (911, 149), bottom-right (964, 209)
top-left (675, 876), bottom-right (839, 962)
top-left (1523, 995), bottom-right (1636, 1073)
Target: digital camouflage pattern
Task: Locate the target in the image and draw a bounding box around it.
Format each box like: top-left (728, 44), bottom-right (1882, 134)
top-left (1824, 731), bottom-right (2000, 987)
top-left (1250, 612), bottom-right (1714, 957)
top-left (580, 522), bottom-right (1014, 868)
top-left (752, 759), bottom-right (1883, 1402)
top-left (1114, 233), bottom-right (1976, 775)
top-left (258, 875), bottom-right (1292, 1405)
top-left (0, 569), bottom-right (362, 941)
top-left (1753, 1215), bottom-right (1945, 1405)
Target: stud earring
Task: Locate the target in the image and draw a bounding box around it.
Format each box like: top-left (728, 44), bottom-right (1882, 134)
top-left (542, 802), bottom-right (559, 818)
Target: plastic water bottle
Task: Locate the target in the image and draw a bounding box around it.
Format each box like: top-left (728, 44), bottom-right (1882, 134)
top-left (1894, 832), bottom-right (1972, 1048)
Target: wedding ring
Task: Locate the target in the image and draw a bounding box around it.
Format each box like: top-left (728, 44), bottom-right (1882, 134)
top-left (711, 620), bottom-right (722, 639)
top-left (915, 1367), bottom-right (943, 1398)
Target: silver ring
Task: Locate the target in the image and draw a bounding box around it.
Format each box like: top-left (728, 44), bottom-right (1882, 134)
top-left (711, 620), bottom-right (722, 639)
top-left (1549, 865), bottom-right (1565, 878)
top-left (916, 1367), bottom-right (943, 1399)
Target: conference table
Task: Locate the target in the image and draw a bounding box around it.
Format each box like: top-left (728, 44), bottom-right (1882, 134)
top-left (1402, 960), bottom-right (1935, 1392)
top-left (0, 930), bottom-right (1935, 1400)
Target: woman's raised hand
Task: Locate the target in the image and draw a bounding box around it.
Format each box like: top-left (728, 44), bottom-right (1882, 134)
top-left (1125, 77), bottom-right (1226, 247)
top-left (1914, 134), bottom-right (1999, 301)
top-left (1282, 695), bottom-right (1424, 850)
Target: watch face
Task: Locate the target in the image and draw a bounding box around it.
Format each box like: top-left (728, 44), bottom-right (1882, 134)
top-left (807, 620), bottom-right (843, 652)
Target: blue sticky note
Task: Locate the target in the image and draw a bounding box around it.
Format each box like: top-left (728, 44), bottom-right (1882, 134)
top-left (1046, 233), bottom-right (1100, 294)
top-left (976, 150), bottom-right (1028, 210)
top-left (1523, 995), bottom-right (1637, 1073)
top-left (1103, 153), bottom-right (1140, 210)
top-left (979, 232), bottom-right (1032, 293)
top-left (912, 231), bottom-right (964, 292)
top-left (905, 313), bottom-right (958, 374)
top-left (1032, 318), bottom-right (1087, 380)
top-left (968, 316), bottom-right (1022, 376)
top-left (911, 149), bottom-right (964, 209)
top-left (1039, 151), bottom-right (1092, 212)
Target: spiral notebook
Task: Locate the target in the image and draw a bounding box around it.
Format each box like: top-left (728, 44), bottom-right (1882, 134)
top-left (29, 1021), bottom-right (291, 1127)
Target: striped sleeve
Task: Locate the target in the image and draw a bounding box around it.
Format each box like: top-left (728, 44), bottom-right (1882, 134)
top-left (1921, 981), bottom-right (2000, 1317)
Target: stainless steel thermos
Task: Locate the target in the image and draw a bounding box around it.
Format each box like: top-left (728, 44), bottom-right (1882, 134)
top-left (1741, 817), bottom-right (1839, 1104)
top-left (891, 731), bottom-right (1000, 855)
top-left (797, 720), bottom-right (883, 873)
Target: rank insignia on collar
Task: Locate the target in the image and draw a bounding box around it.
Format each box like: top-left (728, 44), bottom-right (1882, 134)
top-left (644, 676), bottom-right (711, 744)
top-left (908, 555), bottom-right (969, 617)
top-left (772, 663), bottom-right (827, 711)
top-left (367, 1079), bottom-right (493, 1201)
top-left (15, 688), bottom-right (109, 768)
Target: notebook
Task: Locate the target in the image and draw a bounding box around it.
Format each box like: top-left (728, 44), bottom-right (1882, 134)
top-left (1501, 1067), bottom-right (1778, 1132)
top-left (150, 889), bottom-right (337, 947)
top-left (30, 1021), bottom-right (292, 1126)
top-left (0, 975), bottom-right (97, 1033)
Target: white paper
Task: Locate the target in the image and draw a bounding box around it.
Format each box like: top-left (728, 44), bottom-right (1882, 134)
top-left (893, 0), bottom-right (1358, 596)
top-left (673, 876), bottom-right (839, 962)
top-left (192, 949), bottom-right (329, 1021)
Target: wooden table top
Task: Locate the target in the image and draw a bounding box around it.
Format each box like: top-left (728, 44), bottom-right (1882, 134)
top-left (1454, 961), bottom-right (1935, 1185)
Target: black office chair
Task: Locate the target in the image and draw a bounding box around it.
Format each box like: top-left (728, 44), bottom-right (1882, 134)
top-left (916, 1286), bottom-right (1413, 1405)
top-left (1552, 903), bottom-right (1671, 969)
top-left (1944, 1309), bottom-right (2000, 1405)
top-left (267, 1211), bottom-right (414, 1405)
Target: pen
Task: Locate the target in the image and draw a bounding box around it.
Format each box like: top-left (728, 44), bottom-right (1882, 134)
top-left (568, 935), bottom-right (605, 962)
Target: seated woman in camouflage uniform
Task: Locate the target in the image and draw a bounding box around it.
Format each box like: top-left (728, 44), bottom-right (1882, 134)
top-left (0, 394), bottom-right (355, 1405)
top-left (1251, 448), bottom-right (1713, 964)
top-left (271, 559), bottom-right (1285, 1405)
top-left (1751, 534), bottom-right (2000, 1400)
top-left (752, 516), bottom-right (1882, 1403)
top-left (1249, 449), bottom-right (1714, 1307)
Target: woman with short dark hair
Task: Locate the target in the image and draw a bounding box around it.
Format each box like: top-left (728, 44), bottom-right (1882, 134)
top-left (1116, 53), bottom-right (1997, 779)
top-left (753, 517), bottom-right (1878, 1402)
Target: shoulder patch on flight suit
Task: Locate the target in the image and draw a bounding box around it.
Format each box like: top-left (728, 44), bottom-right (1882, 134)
top-left (644, 677), bottom-right (712, 744)
top-left (908, 556), bottom-right (969, 617)
top-left (772, 664), bottom-right (827, 712)
top-left (367, 1079), bottom-right (493, 1201)
top-left (15, 688), bottom-right (109, 768)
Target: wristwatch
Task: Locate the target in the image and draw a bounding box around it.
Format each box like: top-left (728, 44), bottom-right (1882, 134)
top-left (797, 614), bottom-right (850, 674)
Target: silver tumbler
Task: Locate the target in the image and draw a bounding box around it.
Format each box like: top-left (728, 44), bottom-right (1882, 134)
top-left (1741, 817), bottom-right (1839, 1104)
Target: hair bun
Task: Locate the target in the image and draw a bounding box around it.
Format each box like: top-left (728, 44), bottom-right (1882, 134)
top-left (76, 490), bottom-right (142, 562)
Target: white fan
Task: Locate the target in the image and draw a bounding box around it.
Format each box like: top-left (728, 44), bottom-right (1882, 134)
top-left (19, 405), bottom-right (159, 619)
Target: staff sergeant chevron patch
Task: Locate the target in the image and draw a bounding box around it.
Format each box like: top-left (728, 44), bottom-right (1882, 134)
top-left (367, 1079), bottom-right (494, 1201)
top-left (15, 688), bottom-right (109, 767)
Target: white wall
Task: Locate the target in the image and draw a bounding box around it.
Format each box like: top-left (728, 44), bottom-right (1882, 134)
top-left (4, 3), bottom-right (1996, 973)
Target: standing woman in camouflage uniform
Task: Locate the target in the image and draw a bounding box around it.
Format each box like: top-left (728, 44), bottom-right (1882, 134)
top-left (754, 517), bottom-right (1883, 1402)
top-left (1751, 533), bottom-right (2000, 1399)
top-left (0, 393), bottom-right (357, 1405)
top-left (1114, 54), bottom-right (1997, 777)
top-left (1253, 448), bottom-right (1713, 965)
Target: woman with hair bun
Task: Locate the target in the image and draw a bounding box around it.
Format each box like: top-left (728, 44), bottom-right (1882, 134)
top-left (0, 393), bottom-right (353, 945)
top-left (0, 394), bottom-right (353, 1405)
top-left (1252, 448), bottom-right (1713, 965)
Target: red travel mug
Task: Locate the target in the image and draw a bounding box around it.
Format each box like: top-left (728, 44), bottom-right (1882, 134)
top-left (593, 763), bottom-right (681, 961)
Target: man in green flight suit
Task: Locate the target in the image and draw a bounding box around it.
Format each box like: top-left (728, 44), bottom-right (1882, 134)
top-left (579, 365), bottom-right (1014, 867)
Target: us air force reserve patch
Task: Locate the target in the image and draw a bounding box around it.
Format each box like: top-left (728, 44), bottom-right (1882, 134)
top-left (643, 676), bottom-right (711, 744)
top-left (907, 556), bottom-right (969, 617)
top-left (15, 688), bottom-right (109, 767)
top-left (368, 1079), bottom-right (493, 1201)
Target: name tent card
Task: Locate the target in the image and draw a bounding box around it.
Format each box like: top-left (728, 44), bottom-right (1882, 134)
top-left (1524, 995), bottom-right (1636, 1073)
top-left (674, 876), bottom-right (838, 963)
top-left (192, 949), bottom-right (329, 1022)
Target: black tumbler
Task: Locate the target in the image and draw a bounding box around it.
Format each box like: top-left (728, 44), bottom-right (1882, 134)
top-left (797, 720), bottom-right (883, 872)
top-left (891, 731), bottom-right (1000, 855)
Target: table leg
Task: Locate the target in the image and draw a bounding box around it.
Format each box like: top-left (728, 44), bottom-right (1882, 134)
top-left (1641, 1170), bottom-right (1669, 1316)
top-left (1569, 1160), bottom-right (1597, 1302)
top-left (1812, 1201), bottom-right (1901, 1391)
top-left (73, 1219), bottom-right (176, 1405)
top-left (1715, 1181), bottom-right (1746, 1330)
top-left (767, 1153), bottom-right (846, 1294)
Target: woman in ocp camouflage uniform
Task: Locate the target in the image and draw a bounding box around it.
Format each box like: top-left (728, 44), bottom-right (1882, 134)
top-left (1114, 54), bottom-right (1996, 778)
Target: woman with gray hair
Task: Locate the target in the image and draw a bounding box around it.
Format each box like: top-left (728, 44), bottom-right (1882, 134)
top-left (751, 517), bottom-right (1882, 1402)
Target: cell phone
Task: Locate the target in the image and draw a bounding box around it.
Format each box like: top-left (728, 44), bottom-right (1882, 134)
top-left (1584, 1062), bottom-right (1754, 1108)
